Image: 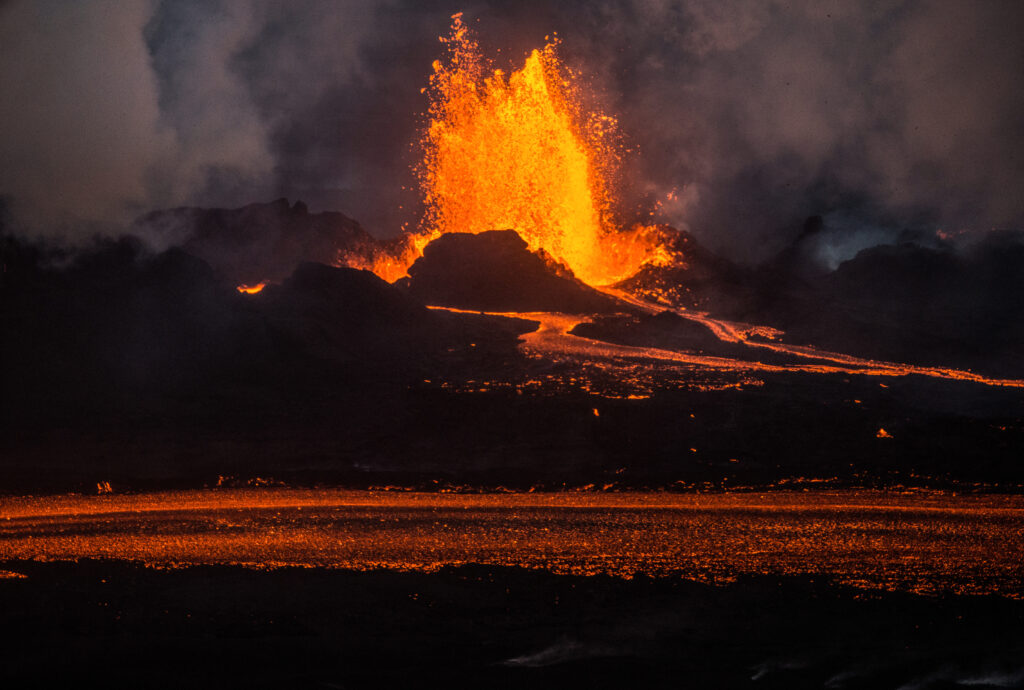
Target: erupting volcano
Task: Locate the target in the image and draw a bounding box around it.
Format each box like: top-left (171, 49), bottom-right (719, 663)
top-left (6, 5), bottom-right (1024, 687)
top-left (363, 14), bottom-right (670, 285)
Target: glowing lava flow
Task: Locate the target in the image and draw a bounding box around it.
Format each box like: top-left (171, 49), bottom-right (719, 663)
top-left (362, 14), bottom-right (668, 284)
top-left (601, 288), bottom-right (1024, 389)
top-left (430, 302), bottom-right (1024, 391)
top-left (2, 489), bottom-right (1023, 597)
top-left (236, 282), bottom-right (266, 295)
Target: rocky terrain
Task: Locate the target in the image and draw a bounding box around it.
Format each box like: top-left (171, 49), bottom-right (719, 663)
top-left (2, 202), bottom-right (1023, 493)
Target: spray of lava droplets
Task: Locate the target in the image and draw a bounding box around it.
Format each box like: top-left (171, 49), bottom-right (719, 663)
top-left (360, 14), bottom-right (670, 285)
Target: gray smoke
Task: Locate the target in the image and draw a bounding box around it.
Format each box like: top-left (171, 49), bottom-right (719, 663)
top-left (2, 0), bottom-right (1023, 261)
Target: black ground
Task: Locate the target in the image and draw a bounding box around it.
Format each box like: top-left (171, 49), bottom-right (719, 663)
top-left (1, 561), bottom-right (1022, 689)
top-left (4, 369), bottom-right (1023, 494)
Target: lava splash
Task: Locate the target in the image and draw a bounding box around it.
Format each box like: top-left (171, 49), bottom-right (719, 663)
top-left (364, 14), bottom-right (668, 285)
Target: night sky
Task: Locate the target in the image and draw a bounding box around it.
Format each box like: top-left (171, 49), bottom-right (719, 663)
top-left (2, 0), bottom-right (1023, 262)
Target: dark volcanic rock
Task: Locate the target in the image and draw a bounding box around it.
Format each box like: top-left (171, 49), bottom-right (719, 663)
top-left (572, 311), bottom-right (725, 353)
top-left (254, 262), bottom-right (449, 364)
top-left (252, 261), bottom-right (536, 370)
top-left (132, 198), bottom-right (379, 286)
top-left (4, 562), bottom-right (1024, 690)
top-left (403, 230), bottom-right (621, 313)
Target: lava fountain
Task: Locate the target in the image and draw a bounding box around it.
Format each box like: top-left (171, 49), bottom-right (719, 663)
top-left (361, 14), bottom-right (669, 285)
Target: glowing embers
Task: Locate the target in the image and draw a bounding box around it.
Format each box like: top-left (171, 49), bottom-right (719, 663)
top-left (3, 489), bottom-right (1024, 597)
top-left (236, 282), bottom-right (266, 295)
top-left (365, 14), bottom-right (668, 285)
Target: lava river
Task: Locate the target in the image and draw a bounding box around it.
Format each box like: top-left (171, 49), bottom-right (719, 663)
top-left (432, 288), bottom-right (1024, 394)
top-left (2, 489), bottom-right (1023, 598)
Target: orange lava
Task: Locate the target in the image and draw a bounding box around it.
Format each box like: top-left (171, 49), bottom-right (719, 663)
top-left (362, 14), bottom-right (668, 285)
top-left (602, 288), bottom-right (1024, 389)
top-left (236, 282), bottom-right (266, 294)
top-left (428, 304), bottom-right (1024, 393)
top-left (2, 489), bottom-right (1023, 597)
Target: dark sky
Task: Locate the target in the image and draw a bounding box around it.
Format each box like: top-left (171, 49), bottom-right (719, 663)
top-left (2, 0), bottom-right (1023, 261)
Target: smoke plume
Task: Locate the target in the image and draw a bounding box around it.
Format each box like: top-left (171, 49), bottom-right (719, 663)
top-left (2, 1), bottom-right (1023, 261)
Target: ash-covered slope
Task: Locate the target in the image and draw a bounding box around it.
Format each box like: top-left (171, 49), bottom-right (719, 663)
top-left (132, 198), bottom-right (379, 286)
top-left (402, 230), bottom-right (622, 313)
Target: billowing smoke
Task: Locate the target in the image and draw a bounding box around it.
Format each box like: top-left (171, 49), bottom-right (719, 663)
top-left (547, 0), bottom-right (1024, 260)
top-left (2, 0), bottom-right (1023, 261)
top-left (0, 1), bottom-right (172, 235)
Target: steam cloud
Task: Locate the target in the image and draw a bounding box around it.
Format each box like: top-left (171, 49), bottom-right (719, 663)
top-left (1, 0), bottom-right (1023, 261)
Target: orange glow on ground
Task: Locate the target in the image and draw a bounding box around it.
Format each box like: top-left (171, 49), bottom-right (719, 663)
top-left (362, 15), bottom-right (668, 284)
top-left (2, 489), bottom-right (1023, 597)
top-left (236, 282), bottom-right (266, 294)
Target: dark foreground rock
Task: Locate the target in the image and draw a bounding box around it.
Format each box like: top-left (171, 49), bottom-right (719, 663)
top-left (0, 560), bottom-right (1021, 689)
top-left (3, 369), bottom-right (1023, 494)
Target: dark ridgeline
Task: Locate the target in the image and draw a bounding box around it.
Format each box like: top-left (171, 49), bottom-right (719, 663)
top-left (132, 198), bottom-right (380, 286)
top-left (0, 230), bottom-right (536, 396)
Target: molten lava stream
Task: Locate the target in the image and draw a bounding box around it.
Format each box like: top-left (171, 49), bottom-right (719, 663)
top-left (431, 302), bottom-right (1024, 391)
top-left (601, 288), bottom-right (1024, 388)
